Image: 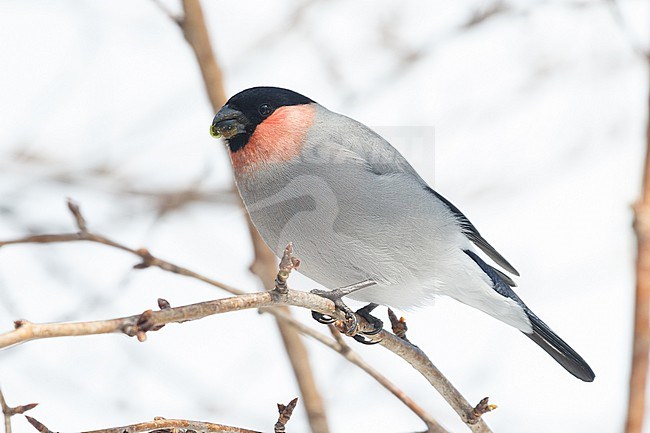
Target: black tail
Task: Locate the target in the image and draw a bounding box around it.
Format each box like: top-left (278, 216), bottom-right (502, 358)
top-left (524, 311), bottom-right (595, 382)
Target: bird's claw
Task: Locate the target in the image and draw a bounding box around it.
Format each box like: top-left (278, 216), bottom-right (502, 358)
top-left (355, 303), bottom-right (383, 335)
top-left (353, 334), bottom-right (381, 345)
top-left (339, 309), bottom-right (359, 336)
top-left (311, 310), bottom-right (335, 324)
top-left (310, 288), bottom-right (359, 335)
top-left (310, 287), bottom-right (383, 343)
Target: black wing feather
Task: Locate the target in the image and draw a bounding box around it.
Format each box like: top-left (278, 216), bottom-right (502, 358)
top-left (426, 187), bottom-right (519, 276)
top-left (464, 250), bottom-right (594, 382)
top-left (526, 312), bottom-right (595, 382)
top-left (464, 250), bottom-right (521, 301)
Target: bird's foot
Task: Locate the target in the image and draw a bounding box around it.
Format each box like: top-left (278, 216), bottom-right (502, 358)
top-left (355, 303), bottom-right (383, 335)
top-left (351, 303), bottom-right (383, 345)
top-left (309, 280), bottom-right (382, 344)
top-left (310, 289), bottom-right (358, 334)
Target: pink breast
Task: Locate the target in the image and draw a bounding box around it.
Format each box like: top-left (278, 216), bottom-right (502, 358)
top-left (230, 104), bottom-right (316, 173)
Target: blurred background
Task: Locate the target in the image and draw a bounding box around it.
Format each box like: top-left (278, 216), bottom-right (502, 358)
top-left (0, 0), bottom-right (648, 432)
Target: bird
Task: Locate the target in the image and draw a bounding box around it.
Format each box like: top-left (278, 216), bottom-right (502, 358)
top-left (210, 86), bottom-right (595, 382)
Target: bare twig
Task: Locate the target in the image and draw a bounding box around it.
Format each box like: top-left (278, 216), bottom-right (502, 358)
top-left (325, 326), bottom-right (448, 433)
top-left (0, 199), bottom-right (245, 297)
top-left (264, 311), bottom-right (445, 431)
top-left (626, 52), bottom-right (650, 433)
top-left (275, 243), bottom-right (301, 294)
top-left (66, 199), bottom-right (87, 232)
top-left (275, 398), bottom-right (298, 433)
top-left (388, 308), bottom-right (410, 343)
top-left (0, 205), bottom-right (489, 432)
top-left (25, 417), bottom-right (51, 433)
top-left (0, 388), bottom-right (38, 433)
top-left (471, 397), bottom-right (497, 422)
top-left (0, 290), bottom-right (338, 348)
top-left (26, 415), bottom-right (261, 433)
top-left (0, 203), bottom-right (490, 432)
top-left (462, 1), bottom-right (509, 29)
top-left (376, 332), bottom-right (492, 432)
top-left (0, 286), bottom-right (488, 432)
top-left (150, 0), bottom-right (182, 24)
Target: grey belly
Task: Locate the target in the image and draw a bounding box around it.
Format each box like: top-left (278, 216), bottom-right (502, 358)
top-left (238, 169), bottom-right (453, 296)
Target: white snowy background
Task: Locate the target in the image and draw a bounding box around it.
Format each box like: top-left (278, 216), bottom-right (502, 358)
top-left (0, 0), bottom-right (648, 432)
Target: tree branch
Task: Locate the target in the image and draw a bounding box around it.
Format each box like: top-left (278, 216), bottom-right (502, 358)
top-left (1, 287), bottom-right (490, 431)
top-left (27, 415), bottom-right (261, 433)
top-left (626, 41), bottom-right (650, 433)
top-left (0, 201), bottom-right (492, 432)
top-left (24, 397), bottom-right (299, 433)
top-left (0, 276), bottom-right (488, 432)
top-left (0, 388), bottom-right (38, 433)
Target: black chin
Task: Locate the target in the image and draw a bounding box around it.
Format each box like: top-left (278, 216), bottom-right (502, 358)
top-left (227, 133), bottom-right (250, 153)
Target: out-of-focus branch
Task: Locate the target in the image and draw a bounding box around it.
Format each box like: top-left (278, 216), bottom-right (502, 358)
top-left (612, 2), bottom-right (650, 432)
top-left (27, 416), bottom-right (260, 433)
top-left (626, 53), bottom-right (650, 433)
top-left (24, 398), bottom-right (298, 433)
top-left (158, 2), bottom-right (331, 432)
top-left (0, 388), bottom-right (38, 433)
top-left (177, 0), bottom-right (227, 112)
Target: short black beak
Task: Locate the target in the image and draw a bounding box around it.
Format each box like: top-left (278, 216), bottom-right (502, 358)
top-left (210, 106), bottom-right (249, 139)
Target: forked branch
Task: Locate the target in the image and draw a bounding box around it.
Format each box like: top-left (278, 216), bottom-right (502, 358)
top-left (0, 201), bottom-right (493, 432)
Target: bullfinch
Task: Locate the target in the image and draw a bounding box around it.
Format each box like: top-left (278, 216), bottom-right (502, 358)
top-left (210, 86), bottom-right (595, 382)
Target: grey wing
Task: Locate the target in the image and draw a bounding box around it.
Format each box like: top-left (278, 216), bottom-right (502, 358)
top-left (323, 108), bottom-right (519, 278)
top-left (326, 111), bottom-right (425, 179)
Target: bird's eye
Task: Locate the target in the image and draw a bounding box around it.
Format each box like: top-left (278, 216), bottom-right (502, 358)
top-left (258, 103), bottom-right (274, 117)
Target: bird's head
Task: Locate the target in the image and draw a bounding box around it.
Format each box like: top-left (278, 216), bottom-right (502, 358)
top-left (211, 87), bottom-right (316, 172)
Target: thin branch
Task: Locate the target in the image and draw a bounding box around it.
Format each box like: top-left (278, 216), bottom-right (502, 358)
top-left (275, 243), bottom-right (301, 294)
top-left (377, 330), bottom-right (492, 431)
top-left (626, 27), bottom-right (650, 433)
top-left (26, 415), bottom-right (262, 433)
top-left (471, 397), bottom-right (497, 420)
top-left (0, 289), bottom-right (338, 348)
top-left (388, 308), bottom-right (410, 343)
top-left (150, 0), bottom-right (182, 25)
top-left (0, 285), bottom-right (488, 432)
top-left (275, 398), bottom-right (299, 433)
top-left (328, 326), bottom-right (447, 433)
top-left (0, 202), bottom-right (491, 432)
top-left (0, 209), bottom-right (244, 297)
top-left (0, 388), bottom-right (38, 433)
top-left (265, 307), bottom-right (446, 432)
top-left (0, 388), bottom-right (9, 433)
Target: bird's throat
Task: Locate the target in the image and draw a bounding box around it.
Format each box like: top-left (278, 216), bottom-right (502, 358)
top-left (229, 104), bottom-right (315, 173)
